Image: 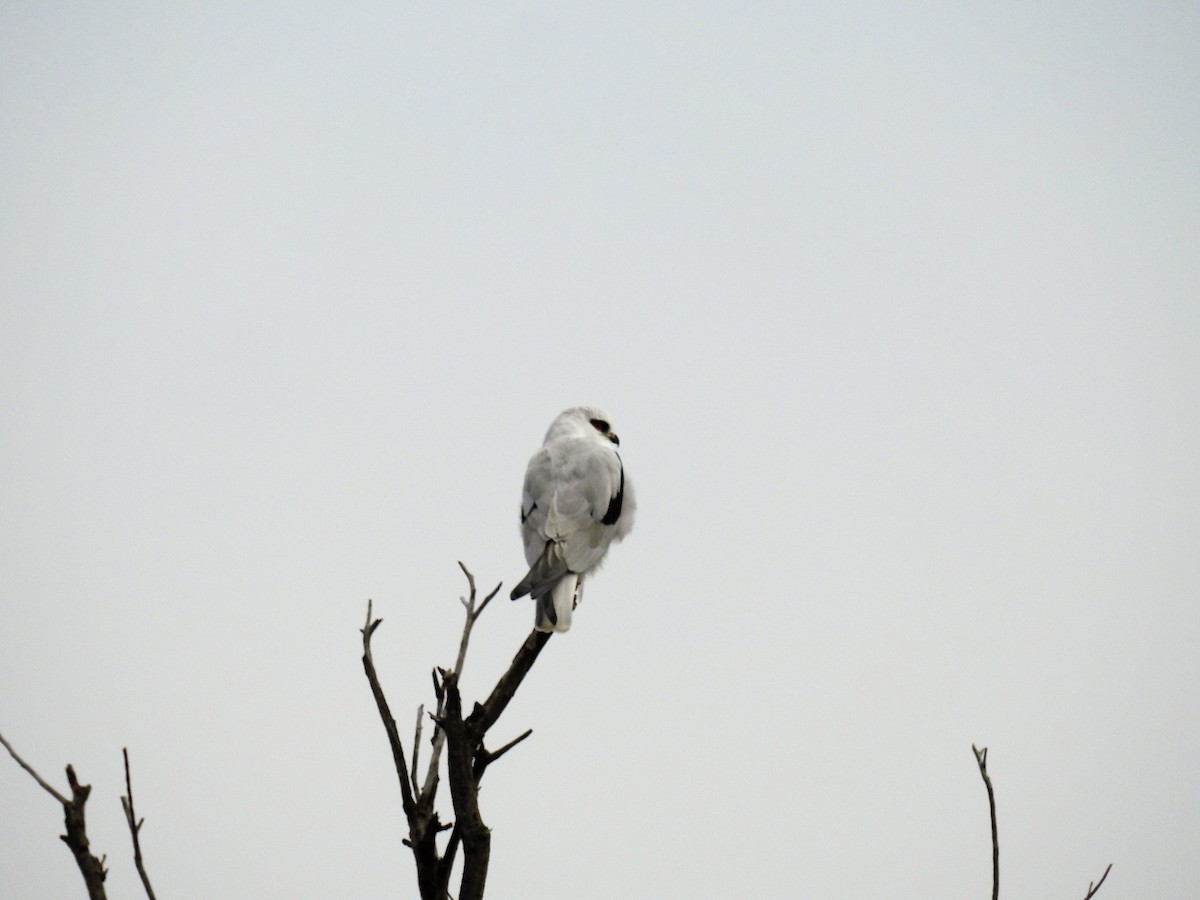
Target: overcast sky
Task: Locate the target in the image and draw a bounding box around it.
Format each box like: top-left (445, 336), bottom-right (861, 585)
top-left (2, 3), bottom-right (1197, 898)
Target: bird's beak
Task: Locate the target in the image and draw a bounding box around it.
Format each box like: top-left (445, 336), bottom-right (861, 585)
top-left (609, 432), bottom-right (620, 446)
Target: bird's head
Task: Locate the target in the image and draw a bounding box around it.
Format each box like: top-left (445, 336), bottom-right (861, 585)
top-left (548, 406), bottom-right (621, 446)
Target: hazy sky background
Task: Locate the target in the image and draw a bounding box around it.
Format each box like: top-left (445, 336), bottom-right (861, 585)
top-left (2, 3), bottom-right (1197, 898)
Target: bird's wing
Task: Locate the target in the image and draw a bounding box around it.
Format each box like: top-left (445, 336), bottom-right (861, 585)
top-left (511, 447), bottom-right (565, 600)
top-left (511, 437), bottom-right (626, 601)
top-left (518, 449), bottom-right (553, 561)
top-left (543, 439), bottom-right (624, 574)
top-left (510, 540), bottom-right (569, 603)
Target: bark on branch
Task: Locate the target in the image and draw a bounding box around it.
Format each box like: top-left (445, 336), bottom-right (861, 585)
top-left (362, 564), bottom-right (553, 900)
top-left (120, 747), bottom-right (158, 900)
top-left (361, 600), bottom-right (443, 899)
top-left (0, 731), bottom-right (109, 900)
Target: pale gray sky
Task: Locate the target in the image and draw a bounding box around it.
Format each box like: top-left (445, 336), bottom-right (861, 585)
top-left (2, 3), bottom-right (1197, 898)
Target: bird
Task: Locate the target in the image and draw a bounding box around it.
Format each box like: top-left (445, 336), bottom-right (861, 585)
top-left (510, 406), bottom-right (635, 632)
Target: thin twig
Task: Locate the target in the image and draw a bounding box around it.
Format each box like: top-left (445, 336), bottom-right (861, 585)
top-left (1083, 863), bottom-right (1113, 899)
top-left (474, 729), bottom-right (533, 779)
top-left (361, 600), bottom-right (417, 815)
top-left (361, 599), bottom-right (442, 899)
top-left (474, 581), bottom-right (500, 620)
top-left (411, 704), bottom-right (424, 797)
top-left (972, 744), bottom-right (999, 900)
top-left (0, 730), bottom-right (68, 805)
top-left (487, 728), bottom-right (533, 763)
top-left (120, 748), bottom-right (157, 900)
top-left (422, 565), bottom-right (501, 802)
top-left (362, 600), bottom-right (448, 900)
top-left (451, 561), bottom-right (502, 678)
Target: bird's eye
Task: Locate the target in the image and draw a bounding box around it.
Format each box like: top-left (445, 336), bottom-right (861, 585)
top-left (589, 418), bottom-right (610, 433)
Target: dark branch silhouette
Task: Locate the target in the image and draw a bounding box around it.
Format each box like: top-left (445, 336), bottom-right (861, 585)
top-left (972, 744), bottom-right (999, 900)
top-left (0, 731), bottom-right (109, 900)
top-left (120, 748), bottom-right (157, 900)
top-left (972, 744), bottom-right (1112, 900)
top-left (1083, 863), bottom-right (1113, 899)
top-left (361, 564), bottom-right (553, 900)
top-left (3, 604), bottom-right (1123, 900)
top-left (361, 599), bottom-right (440, 897)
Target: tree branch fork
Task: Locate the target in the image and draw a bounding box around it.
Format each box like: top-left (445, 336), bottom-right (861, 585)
top-left (361, 562), bottom-right (552, 900)
top-left (0, 733), bottom-right (157, 900)
top-left (2, 569), bottom-right (1120, 900)
top-left (972, 743), bottom-right (1112, 900)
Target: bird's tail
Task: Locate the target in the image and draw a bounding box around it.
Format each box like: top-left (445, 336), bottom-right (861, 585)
top-left (535, 574), bottom-right (579, 633)
top-left (510, 542), bottom-right (569, 601)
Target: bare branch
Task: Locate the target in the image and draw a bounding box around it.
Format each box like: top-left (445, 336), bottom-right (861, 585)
top-left (120, 748), bottom-right (157, 900)
top-left (430, 668), bottom-right (445, 705)
top-left (438, 826), bottom-right (462, 899)
top-left (972, 744), bottom-right (999, 900)
top-left (364, 568), bottom-right (557, 900)
top-left (62, 765), bottom-right (109, 900)
top-left (420, 689), bottom-right (443, 804)
top-left (411, 704), bottom-right (424, 797)
top-left (457, 558), bottom-right (474, 593)
top-left (422, 564), bottom-right (499, 804)
top-left (361, 601), bottom-right (417, 819)
top-left (362, 600), bottom-right (445, 899)
top-left (0, 729), bottom-right (68, 805)
top-left (2, 730), bottom-right (109, 899)
top-left (450, 563), bottom-right (494, 679)
top-left (474, 582), bottom-right (502, 621)
top-left (466, 630), bottom-right (552, 738)
top-left (486, 728), bottom-right (533, 763)
top-left (441, 672), bottom-right (490, 900)
top-left (1083, 863), bottom-right (1113, 899)
top-left (474, 729), bottom-right (533, 779)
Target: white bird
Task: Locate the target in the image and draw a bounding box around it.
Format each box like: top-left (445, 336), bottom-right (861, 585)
top-left (510, 406), bottom-right (635, 632)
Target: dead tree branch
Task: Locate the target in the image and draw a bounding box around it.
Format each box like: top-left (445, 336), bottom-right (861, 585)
top-left (972, 745), bottom-right (1112, 900)
top-left (972, 744), bottom-right (999, 900)
top-left (465, 630), bottom-right (552, 737)
top-left (419, 565), bottom-right (503, 807)
top-left (441, 671), bottom-right (490, 900)
top-left (0, 730), bottom-right (108, 900)
top-left (1, 730), bottom-right (69, 804)
top-left (120, 748), bottom-right (157, 900)
top-left (363, 564), bottom-right (554, 900)
top-left (362, 599), bottom-right (443, 899)
top-left (1083, 863), bottom-right (1113, 899)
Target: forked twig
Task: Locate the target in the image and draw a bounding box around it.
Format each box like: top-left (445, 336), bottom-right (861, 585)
top-left (120, 748), bottom-right (157, 900)
top-left (473, 729), bottom-right (533, 779)
top-left (971, 745), bottom-right (1111, 900)
top-left (361, 599), bottom-right (417, 817)
top-left (420, 565), bottom-right (503, 801)
top-left (972, 745), bottom-right (999, 900)
top-left (0, 729), bottom-right (109, 899)
top-left (1083, 863), bottom-right (1113, 899)
top-left (364, 565), bottom-right (553, 900)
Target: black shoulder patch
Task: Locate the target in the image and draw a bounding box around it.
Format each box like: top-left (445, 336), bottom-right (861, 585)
top-left (601, 461), bottom-right (624, 526)
top-left (520, 502), bottom-right (537, 525)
